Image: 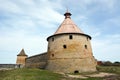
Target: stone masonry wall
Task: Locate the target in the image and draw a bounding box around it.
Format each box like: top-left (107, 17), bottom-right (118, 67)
top-left (16, 56), bottom-right (27, 65)
top-left (46, 57), bottom-right (96, 73)
top-left (25, 52), bottom-right (47, 69)
top-left (0, 64), bottom-right (22, 68)
top-left (47, 33), bottom-right (93, 59)
top-left (46, 33), bottom-right (97, 73)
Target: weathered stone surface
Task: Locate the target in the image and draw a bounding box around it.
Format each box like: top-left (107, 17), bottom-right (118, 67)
top-left (46, 33), bottom-right (97, 73)
top-left (16, 56), bottom-right (27, 65)
top-left (16, 49), bottom-right (28, 66)
top-left (24, 11), bottom-right (97, 73)
top-left (0, 64), bottom-right (22, 68)
top-left (25, 53), bottom-right (47, 69)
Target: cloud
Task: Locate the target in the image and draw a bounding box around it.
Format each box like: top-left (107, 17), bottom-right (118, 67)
top-left (0, 31), bottom-right (48, 60)
top-left (0, 0), bottom-right (65, 63)
top-left (92, 34), bottom-right (120, 62)
top-left (0, 0), bottom-right (120, 63)
top-left (0, 35), bottom-right (48, 63)
top-left (0, 0), bottom-right (22, 13)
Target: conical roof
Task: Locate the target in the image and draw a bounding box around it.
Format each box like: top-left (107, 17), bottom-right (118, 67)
top-left (17, 49), bottom-right (27, 56)
top-left (54, 11), bottom-right (84, 34)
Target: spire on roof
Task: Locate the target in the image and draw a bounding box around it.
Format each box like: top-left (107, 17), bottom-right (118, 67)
top-left (64, 9), bottom-right (72, 19)
top-left (17, 49), bottom-right (27, 56)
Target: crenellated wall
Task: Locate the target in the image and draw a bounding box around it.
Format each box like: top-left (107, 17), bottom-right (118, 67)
top-left (25, 52), bottom-right (47, 69)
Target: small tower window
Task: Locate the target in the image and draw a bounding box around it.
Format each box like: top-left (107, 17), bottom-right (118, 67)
top-left (63, 45), bottom-right (67, 49)
top-left (85, 45), bottom-right (87, 49)
top-left (69, 35), bottom-right (73, 39)
top-left (52, 54), bottom-right (54, 57)
top-left (52, 38), bottom-right (54, 41)
top-left (87, 37), bottom-right (89, 41)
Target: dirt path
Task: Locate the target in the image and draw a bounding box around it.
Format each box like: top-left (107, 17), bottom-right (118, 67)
top-left (62, 72), bottom-right (118, 79)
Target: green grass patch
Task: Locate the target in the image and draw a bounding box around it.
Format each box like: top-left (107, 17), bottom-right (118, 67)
top-left (0, 66), bottom-right (120, 80)
top-left (97, 66), bottom-right (120, 74)
top-left (0, 68), bottom-right (63, 80)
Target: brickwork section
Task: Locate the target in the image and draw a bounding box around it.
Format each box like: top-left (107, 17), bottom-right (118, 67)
top-left (25, 53), bottom-right (47, 69)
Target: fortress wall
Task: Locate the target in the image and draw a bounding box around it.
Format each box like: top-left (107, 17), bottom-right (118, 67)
top-left (0, 64), bottom-right (22, 69)
top-left (25, 52), bottom-right (47, 69)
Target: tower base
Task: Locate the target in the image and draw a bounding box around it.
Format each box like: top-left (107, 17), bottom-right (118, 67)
top-left (46, 57), bottom-right (97, 73)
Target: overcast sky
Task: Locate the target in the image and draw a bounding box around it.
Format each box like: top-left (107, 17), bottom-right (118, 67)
top-left (0, 0), bottom-right (120, 63)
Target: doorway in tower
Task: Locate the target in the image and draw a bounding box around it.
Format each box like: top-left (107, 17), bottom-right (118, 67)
top-left (74, 70), bottom-right (79, 73)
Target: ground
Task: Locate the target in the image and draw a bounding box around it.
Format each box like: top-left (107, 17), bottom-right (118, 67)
top-left (0, 66), bottom-right (120, 80)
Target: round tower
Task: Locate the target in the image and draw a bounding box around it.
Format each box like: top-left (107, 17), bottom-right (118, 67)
top-left (46, 11), bottom-right (97, 73)
top-left (16, 49), bottom-right (28, 67)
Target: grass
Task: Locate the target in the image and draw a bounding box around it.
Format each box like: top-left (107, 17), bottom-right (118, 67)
top-left (0, 66), bottom-right (120, 80)
top-left (0, 68), bottom-right (63, 80)
top-left (97, 66), bottom-right (120, 74)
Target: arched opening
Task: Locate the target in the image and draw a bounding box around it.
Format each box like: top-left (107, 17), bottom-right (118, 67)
top-left (74, 70), bottom-right (79, 73)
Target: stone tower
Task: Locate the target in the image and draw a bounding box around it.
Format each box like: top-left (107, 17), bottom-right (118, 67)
top-left (16, 49), bottom-right (28, 66)
top-left (46, 11), bottom-right (97, 73)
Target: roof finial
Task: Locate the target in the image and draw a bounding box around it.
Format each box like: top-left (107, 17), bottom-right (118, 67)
top-left (64, 9), bottom-right (72, 19)
top-left (66, 7), bottom-right (69, 12)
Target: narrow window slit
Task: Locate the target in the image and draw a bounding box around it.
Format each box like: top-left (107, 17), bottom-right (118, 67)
top-left (85, 45), bottom-right (87, 49)
top-left (69, 35), bottom-right (73, 39)
top-left (52, 38), bottom-right (54, 41)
